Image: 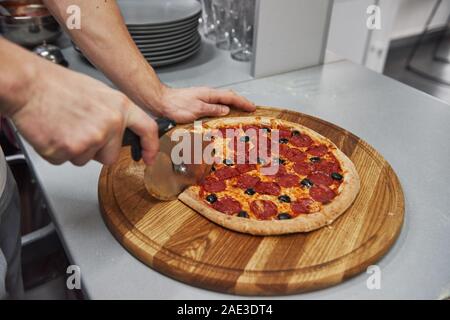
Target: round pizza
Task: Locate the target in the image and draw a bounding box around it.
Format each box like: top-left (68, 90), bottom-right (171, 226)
top-left (178, 117), bottom-right (360, 235)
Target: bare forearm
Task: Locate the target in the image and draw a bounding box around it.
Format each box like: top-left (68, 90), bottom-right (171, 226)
top-left (0, 38), bottom-right (39, 116)
top-left (0, 37), bottom-right (159, 166)
top-left (43, 0), bottom-right (165, 115)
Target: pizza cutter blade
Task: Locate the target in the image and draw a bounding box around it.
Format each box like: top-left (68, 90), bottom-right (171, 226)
top-left (122, 119), bottom-right (213, 201)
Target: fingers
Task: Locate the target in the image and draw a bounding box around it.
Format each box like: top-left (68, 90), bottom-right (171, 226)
top-left (201, 88), bottom-right (256, 112)
top-left (72, 144), bottom-right (102, 166)
top-left (39, 137), bottom-right (99, 166)
top-left (73, 104), bottom-right (158, 166)
top-left (38, 99), bottom-right (158, 167)
top-left (39, 128), bottom-right (119, 166)
top-left (196, 102), bottom-right (230, 118)
top-left (125, 104), bottom-right (159, 165)
top-left (93, 131), bottom-right (123, 165)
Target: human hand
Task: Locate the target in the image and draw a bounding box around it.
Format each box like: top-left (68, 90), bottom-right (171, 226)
top-left (154, 86), bottom-right (256, 124)
top-left (8, 64), bottom-right (159, 166)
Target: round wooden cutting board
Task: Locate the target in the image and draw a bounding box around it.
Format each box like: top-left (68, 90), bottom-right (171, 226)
top-left (98, 107), bottom-right (405, 295)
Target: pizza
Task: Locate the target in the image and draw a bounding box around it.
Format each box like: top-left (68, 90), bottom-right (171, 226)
top-left (178, 117), bottom-right (360, 235)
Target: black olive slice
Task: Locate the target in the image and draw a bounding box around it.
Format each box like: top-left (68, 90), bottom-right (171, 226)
top-left (245, 188), bottom-right (256, 196)
top-left (278, 195), bottom-right (291, 203)
top-left (237, 211), bottom-right (249, 218)
top-left (240, 135), bottom-right (250, 143)
top-left (300, 178), bottom-right (314, 188)
top-left (223, 159), bottom-right (234, 166)
top-left (331, 172), bottom-right (343, 180)
top-left (206, 194), bottom-right (217, 203)
top-left (277, 213), bottom-right (292, 220)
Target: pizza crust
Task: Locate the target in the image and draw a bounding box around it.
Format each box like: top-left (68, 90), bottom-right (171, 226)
top-left (178, 117), bottom-right (360, 236)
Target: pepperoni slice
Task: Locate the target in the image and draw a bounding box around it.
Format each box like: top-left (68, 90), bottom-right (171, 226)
top-left (202, 176), bottom-right (226, 192)
top-left (250, 200), bottom-right (278, 220)
top-left (291, 198), bottom-right (314, 214)
top-left (278, 144), bottom-right (291, 157)
top-left (236, 164), bottom-right (257, 174)
top-left (307, 145), bottom-right (328, 157)
top-left (313, 160), bottom-right (341, 175)
top-left (215, 166), bottom-right (240, 180)
top-left (285, 148), bottom-right (307, 163)
top-left (212, 196), bottom-right (242, 215)
top-left (293, 162), bottom-right (313, 176)
top-left (308, 172), bottom-right (333, 186)
top-left (262, 164), bottom-right (286, 177)
top-left (309, 185), bottom-right (336, 203)
top-left (254, 181), bottom-right (281, 196)
top-left (276, 174), bottom-right (299, 188)
top-left (277, 129), bottom-right (292, 139)
top-left (291, 134), bottom-right (313, 148)
top-left (235, 174), bottom-right (260, 189)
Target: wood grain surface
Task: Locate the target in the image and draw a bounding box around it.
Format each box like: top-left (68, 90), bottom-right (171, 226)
top-left (98, 107), bottom-right (405, 295)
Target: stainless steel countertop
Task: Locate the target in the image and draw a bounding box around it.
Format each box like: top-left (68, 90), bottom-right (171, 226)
top-left (18, 44), bottom-right (450, 299)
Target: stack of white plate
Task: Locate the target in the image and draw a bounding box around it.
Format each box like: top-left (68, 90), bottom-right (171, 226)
top-left (118, 0), bottom-right (202, 67)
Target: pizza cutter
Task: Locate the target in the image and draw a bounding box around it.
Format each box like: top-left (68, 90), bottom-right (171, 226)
top-left (122, 118), bottom-right (213, 201)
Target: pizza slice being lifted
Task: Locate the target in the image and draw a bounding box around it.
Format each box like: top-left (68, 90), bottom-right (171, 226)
top-left (178, 117), bottom-right (360, 235)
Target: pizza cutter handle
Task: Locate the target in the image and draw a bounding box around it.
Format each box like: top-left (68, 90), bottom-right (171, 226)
top-left (122, 118), bottom-right (176, 162)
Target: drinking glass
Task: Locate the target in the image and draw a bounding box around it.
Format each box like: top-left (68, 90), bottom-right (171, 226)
top-left (230, 0), bottom-right (255, 61)
top-left (199, 0), bottom-right (216, 40)
top-left (229, 0), bottom-right (241, 51)
top-left (212, 0), bottom-right (232, 50)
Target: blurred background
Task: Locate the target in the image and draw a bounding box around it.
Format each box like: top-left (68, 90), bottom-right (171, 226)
top-left (327, 0), bottom-right (450, 103)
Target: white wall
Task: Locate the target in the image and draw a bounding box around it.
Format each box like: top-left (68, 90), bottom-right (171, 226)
top-left (252, 0), bottom-right (333, 78)
top-left (326, 0), bottom-right (374, 65)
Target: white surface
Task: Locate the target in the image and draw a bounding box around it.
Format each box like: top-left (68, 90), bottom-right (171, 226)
top-left (252, 0), bottom-right (332, 77)
top-left (324, 49), bottom-right (344, 64)
top-left (19, 60), bottom-right (450, 299)
top-left (117, 0), bottom-right (201, 25)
